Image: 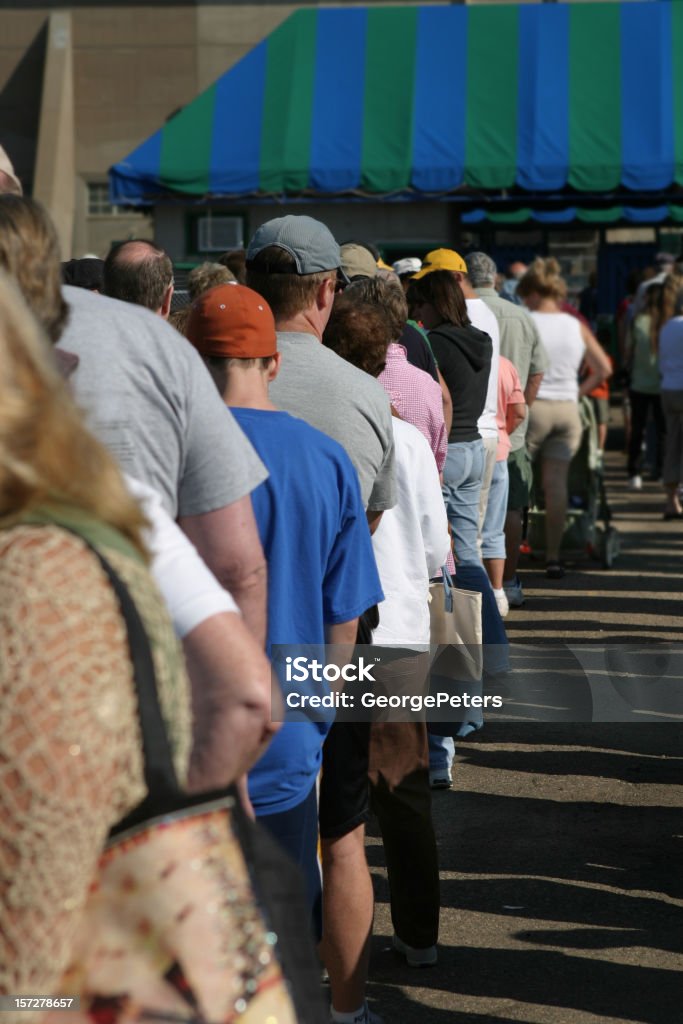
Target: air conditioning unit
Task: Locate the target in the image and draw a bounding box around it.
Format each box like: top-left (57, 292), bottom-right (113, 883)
top-left (197, 215), bottom-right (244, 252)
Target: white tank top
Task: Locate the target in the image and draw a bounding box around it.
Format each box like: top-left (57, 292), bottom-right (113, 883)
top-left (531, 312), bottom-right (585, 401)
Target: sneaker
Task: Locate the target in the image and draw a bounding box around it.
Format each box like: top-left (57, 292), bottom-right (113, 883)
top-left (392, 933), bottom-right (438, 967)
top-left (429, 769), bottom-right (452, 790)
top-left (493, 589), bottom-right (509, 618)
top-left (330, 1002), bottom-right (384, 1024)
top-left (503, 575), bottom-right (525, 608)
top-left (628, 475), bottom-right (643, 491)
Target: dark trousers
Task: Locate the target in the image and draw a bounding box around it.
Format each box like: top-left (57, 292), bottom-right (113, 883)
top-left (628, 390), bottom-right (665, 477)
top-left (370, 765), bottom-right (440, 949)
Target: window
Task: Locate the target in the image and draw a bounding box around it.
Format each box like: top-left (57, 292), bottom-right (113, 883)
top-left (196, 215), bottom-right (244, 252)
top-left (88, 183), bottom-right (120, 216)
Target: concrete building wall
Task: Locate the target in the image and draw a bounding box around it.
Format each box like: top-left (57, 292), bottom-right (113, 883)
top-left (155, 199), bottom-right (457, 264)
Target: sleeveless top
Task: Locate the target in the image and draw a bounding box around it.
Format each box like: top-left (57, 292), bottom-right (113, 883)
top-left (531, 311), bottom-right (585, 402)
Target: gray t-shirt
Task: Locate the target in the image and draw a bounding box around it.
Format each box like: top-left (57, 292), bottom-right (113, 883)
top-left (269, 332), bottom-right (396, 511)
top-left (476, 286), bottom-right (550, 450)
top-left (58, 286), bottom-right (268, 517)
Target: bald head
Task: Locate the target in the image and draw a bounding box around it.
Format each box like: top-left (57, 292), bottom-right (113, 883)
top-left (104, 238), bottom-right (174, 317)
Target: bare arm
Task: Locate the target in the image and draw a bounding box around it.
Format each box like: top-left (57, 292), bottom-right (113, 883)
top-left (524, 372), bottom-right (544, 407)
top-left (437, 368), bottom-right (453, 435)
top-left (183, 612), bottom-right (279, 793)
top-left (179, 496), bottom-right (267, 646)
top-left (324, 619), bottom-right (361, 695)
top-left (506, 401), bottom-right (527, 435)
top-left (578, 325), bottom-right (612, 398)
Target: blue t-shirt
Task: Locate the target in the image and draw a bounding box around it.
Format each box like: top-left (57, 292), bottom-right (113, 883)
top-left (233, 408), bottom-right (383, 815)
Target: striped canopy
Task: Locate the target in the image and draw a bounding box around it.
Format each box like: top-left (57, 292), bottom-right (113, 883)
top-left (110, 1), bottom-right (683, 205)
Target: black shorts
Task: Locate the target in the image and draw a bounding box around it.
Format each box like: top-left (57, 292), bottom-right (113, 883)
top-left (318, 721), bottom-right (371, 840)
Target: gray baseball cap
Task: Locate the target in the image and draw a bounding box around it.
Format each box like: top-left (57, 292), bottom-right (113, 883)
top-left (247, 215), bottom-right (345, 276)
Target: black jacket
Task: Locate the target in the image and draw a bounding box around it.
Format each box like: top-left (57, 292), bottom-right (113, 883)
top-left (428, 321), bottom-right (493, 443)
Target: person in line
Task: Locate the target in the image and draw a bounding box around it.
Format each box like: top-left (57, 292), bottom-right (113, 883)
top-left (219, 248), bottom-right (248, 283)
top-left (412, 248), bottom-right (500, 531)
top-left (104, 238), bottom-right (175, 320)
top-left (407, 270), bottom-right (508, 787)
top-left (517, 259), bottom-right (611, 577)
top-left (407, 270), bottom-right (490, 574)
top-left (0, 194), bottom-right (274, 784)
top-left (625, 283), bottom-right (665, 490)
top-left (0, 144), bottom-right (22, 195)
top-left (466, 251), bottom-right (548, 609)
top-left (500, 260), bottom-right (528, 306)
top-left (346, 275), bottom-right (447, 471)
top-left (657, 288), bottom-right (683, 519)
top-left (325, 294), bottom-right (450, 968)
top-left (246, 214), bottom-right (395, 1024)
top-left (0, 270), bottom-right (192, 993)
top-left (187, 260), bottom-right (236, 300)
top-left (185, 282), bottom-right (383, 939)
top-left (481, 356), bottom-right (527, 616)
top-left (61, 257), bottom-right (105, 293)
top-left (393, 256), bottom-right (422, 292)
top-left (340, 248), bottom-right (452, 431)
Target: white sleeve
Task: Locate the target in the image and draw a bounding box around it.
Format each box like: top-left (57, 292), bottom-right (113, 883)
top-left (411, 435), bottom-right (451, 578)
top-left (124, 475), bottom-right (239, 638)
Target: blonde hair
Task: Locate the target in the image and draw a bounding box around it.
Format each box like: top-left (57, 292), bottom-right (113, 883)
top-left (187, 262), bottom-right (236, 301)
top-left (0, 195), bottom-right (68, 343)
top-left (517, 257), bottom-right (567, 303)
top-left (0, 272), bottom-right (148, 555)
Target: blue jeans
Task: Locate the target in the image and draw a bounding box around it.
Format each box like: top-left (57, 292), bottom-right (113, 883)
top-left (428, 733), bottom-right (455, 774)
top-left (442, 439), bottom-right (485, 566)
top-left (481, 459), bottom-right (510, 560)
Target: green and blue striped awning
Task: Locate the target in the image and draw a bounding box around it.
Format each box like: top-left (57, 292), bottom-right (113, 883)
top-left (110, 2), bottom-right (683, 204)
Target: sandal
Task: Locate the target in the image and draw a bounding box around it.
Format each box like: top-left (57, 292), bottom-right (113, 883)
top-left (545, 561), bottom-right (565, 580)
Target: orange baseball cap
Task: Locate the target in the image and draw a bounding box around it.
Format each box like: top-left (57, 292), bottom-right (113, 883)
top-left (411, 248), bottom-right (468, 279)
top-left (186, 283), bottom-right (277, 358)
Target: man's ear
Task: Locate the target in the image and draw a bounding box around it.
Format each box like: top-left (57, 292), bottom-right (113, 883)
top-left (160, 283), bottom-right (174, 319)
top-left (317, 275), bottom-right (335, 313)
top-left (267, 351), bottom-right (282, 383)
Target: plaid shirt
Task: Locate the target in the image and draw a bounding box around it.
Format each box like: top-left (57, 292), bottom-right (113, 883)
top-left (379, 343), bottom-right (447, 472)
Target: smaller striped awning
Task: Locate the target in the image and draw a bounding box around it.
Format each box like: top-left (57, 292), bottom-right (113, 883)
top-left (110, 1), bottom-right (683, 206)
top-left (462, 205), bottom-right (683, 226)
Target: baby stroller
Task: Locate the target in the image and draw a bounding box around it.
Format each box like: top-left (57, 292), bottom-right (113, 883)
top-left (525, 397), bottom-right (620, 569)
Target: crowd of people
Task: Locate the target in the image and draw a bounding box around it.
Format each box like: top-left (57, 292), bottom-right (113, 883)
top-left (3, 161), bottom-right (678, 1023)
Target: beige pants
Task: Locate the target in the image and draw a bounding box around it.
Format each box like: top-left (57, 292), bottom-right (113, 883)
top-left (526, 399), bottom-right (582, 463)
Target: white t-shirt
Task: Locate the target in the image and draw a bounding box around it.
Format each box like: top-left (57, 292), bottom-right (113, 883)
top-left (466, 297), bottom-right (500, 439)
top-left (532, 312), bottom-right (585, 402)
top-left (125, 476), bottom-right (237, 639)
top-left (659, 317), bottom-right (683, 391)
top-left (372, 419), bottom-right (450, 648)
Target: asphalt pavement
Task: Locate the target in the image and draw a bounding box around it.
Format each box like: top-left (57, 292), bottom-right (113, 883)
top-left (366, 438), bottom-right (683, 1024)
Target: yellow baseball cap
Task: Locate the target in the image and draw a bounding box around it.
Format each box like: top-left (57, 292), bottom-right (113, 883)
top-left (411, 248), bottom-right (468, 279)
